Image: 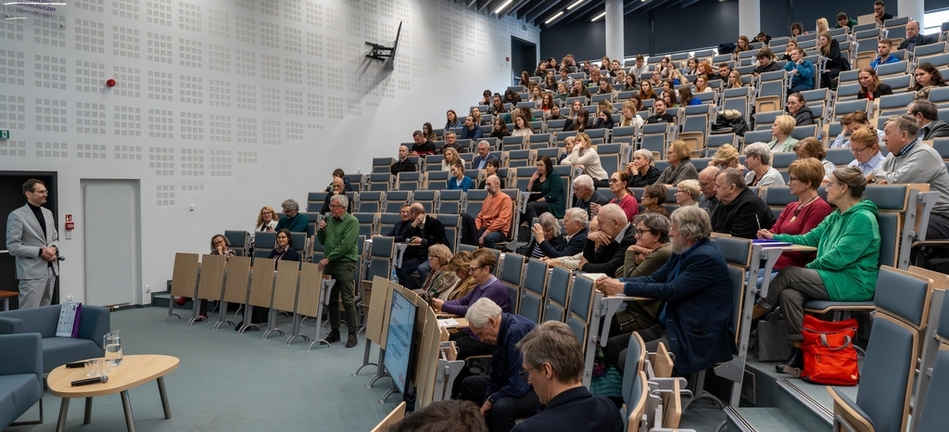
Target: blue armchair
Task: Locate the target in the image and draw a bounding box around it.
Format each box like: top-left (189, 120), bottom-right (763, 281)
top-left (0, 305), bottom-right (110, 373)
top-left (0, 333), bottom-right (44, 429)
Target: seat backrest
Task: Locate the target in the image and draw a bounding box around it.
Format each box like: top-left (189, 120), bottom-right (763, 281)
top-left (627, 371), bottom-right (649, 432)
top-left (544, 266), bottom-right (572, 322)
top-left (254, 232), bottom-right (277, 258)
top-left (855, 312), bottom-right (918, 432)
top-left (567, 275), bottom-right (596, 351)
top-left (622, 332), bottom-right (647, 407)
top-left (711, 235), bottom-right (752, 268)
top-left (434, 213), bottom-right (460, 252)
top-left (464, 189), bottom-right (489, 215)
top-left (365, 236), bottom-right (394, 281)
top-left (518, 258), bottom-right (548, 324)
top-left (224, 230), bottom-right (249, 254)
top-left (500, 253), bottom-right (526, 313)
top-left (438, 190), bottom-right (465, 215)
top-left (378, 212), bottom-right (402, 237)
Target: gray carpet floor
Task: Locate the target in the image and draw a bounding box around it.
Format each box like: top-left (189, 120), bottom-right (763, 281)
top-left (7, 307), bottom-right (398, 432)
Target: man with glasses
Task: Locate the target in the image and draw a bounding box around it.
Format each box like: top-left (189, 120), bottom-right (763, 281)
top-left (698, 166), bottom-right (720, 212)
top-left (710, 168), bottom-right (775, 239)
top-left (396, 203), bottom-right (449, 289)
top-left (6, 179), bottom-right (59, 308)
top-left (275, 198), bottom-right (308, 233)
top-left (898, 20), bottom-right (934, 52)
top-left (908, 100), bottom-right (949, 140)
top-left (457, 298), bottom-right (539, 432)
top-left (872, 115), bottom-right (949, 239)
top-left (475, 175), bottom-right (513, 249)
top-left (571, 174), bottom-right (609, 218)
top-left (873, 0), bottom-right (892, 25)
top-left (512, 321), bottom-right (623, 432)
top-left (316, 194), bottom-right (361, 347)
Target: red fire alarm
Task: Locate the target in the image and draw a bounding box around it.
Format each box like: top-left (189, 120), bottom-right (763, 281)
top-left (106, 79), bottom-right (116, 87)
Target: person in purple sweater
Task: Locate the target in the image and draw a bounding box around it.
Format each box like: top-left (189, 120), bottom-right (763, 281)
top-left (433, 248), bottom-right (513, 397)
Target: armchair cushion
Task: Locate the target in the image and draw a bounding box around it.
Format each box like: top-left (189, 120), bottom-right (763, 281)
top-left (0, 333), bottom-right (43, 429)
top-left (0, 305), bottom-right (110, 373)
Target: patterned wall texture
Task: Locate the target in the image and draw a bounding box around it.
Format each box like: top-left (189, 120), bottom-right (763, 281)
top-left (0, 0), bottom-right (538, 303)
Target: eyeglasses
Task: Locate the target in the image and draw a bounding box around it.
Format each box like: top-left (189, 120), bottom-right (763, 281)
top-left (635, 229), bottom-right (654, 236)
top-left (329, 204), bottom-right (344, 209)
top-left (850, 146), bottom-right (871, 154)
top-left (519, 365), bottom-right (540, 382)
top-left (468, 265), bottom-right (485, 272)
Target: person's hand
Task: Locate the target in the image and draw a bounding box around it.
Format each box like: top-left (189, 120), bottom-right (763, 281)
top-left (626, 162), bottom-right (638, 175)
top-left (479, 233), bottom-right (486, 246)
top-left (545, 259), bottom-right (560, 267)
top-left (531, 223), bottom-right (545, 242)
top-left (431, 298), bottom-right (444, 311)
top-left (595, 277), bottom-right (625, 296)
top-left (318, 220), bottom-right (327, 230)
top-left (216, 245), bottom-right (225, 255)
top-left (480, 399), bottom-right (493, 416)
top-left (531, 170), bottom-right (540, 181)
top-left (266, 225), bottom-right (275, 232)
top-left (757, 229), bottom-right (774, 239)
top-left (413, 214), bottom-right (425, 227)
top-left (318, 258), bottom-right (329, 271)
top-left (876, 179), bottom-right (888, 185)
top-left (589, 202), bottom-right (601, 217)
top-left (588, 230), bottom-right (613, 248)
top-left (41, 247), bottom-right (57, 262)
top-left (409, 236), bottom-right (422, 245)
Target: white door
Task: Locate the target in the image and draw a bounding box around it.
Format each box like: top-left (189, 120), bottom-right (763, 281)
top-left (82, 179), bottom-right (141, 306)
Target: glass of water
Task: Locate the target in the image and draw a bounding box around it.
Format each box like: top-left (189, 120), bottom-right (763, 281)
top-left (103, 330), bottom-right (123, 368)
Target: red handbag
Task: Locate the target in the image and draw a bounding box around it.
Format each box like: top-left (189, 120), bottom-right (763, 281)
top-left (800, 315), bottom-right (859, 386)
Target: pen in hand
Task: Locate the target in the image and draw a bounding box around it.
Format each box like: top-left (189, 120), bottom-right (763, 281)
top-left (755, 214), bottom-right (761, 231)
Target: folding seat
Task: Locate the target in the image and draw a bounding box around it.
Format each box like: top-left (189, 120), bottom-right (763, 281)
top-left (706, 133), bottom-right (737, 154)
top-left (932, 87), bottom-right (949, 109)
top-left (742, 130), bottom-right (775, 147)
top-left (880, 74), bottom-right (913, 93)
top-left (378, 212), bottom-right (402, 237)
top-left (878, 92), bottom-right (916, 117)
top-left (224, 230), bottom-right (249, 256)
top-left (502, 135), bottom-right (526, 151)
top-left (790, 125), bottom-right (818, 141)
top-left (395, 172), bottom-right (421, 191)
top-left (547, 119), bottom-right (566, 132)
top-left (535, 147), bottom-right (561, 162)
top-left (438, 190), bottom-right (465, 214)
top-left (434, 213), bottom-right (460, 252)
top-left (756, 77), bottom-right (786, 113)
top-left (852, 22), bottom-right (879, 34)
top-left (384, 191), bottom-right (411, 213)
top-left (591, 93), bottom-right (613, 103)
top-left (919, 52), bottom-right (949, 69)
top-left (518, 259), bottom-right (548, 324)
top-left (834, 82), bottom-right (861, 102)
top-left (528, 133), bottom-right (551, 148)
top-left (543, 266), bottom-right (572, 323)
top-left (884, 16), bottom-right (910, 27)
top-left (372, 157), bottom-right (394, 174)
top-left (306, 192), bottom-right (328, 213)
top-left (876, 60), bottom-right (909, 78)
top-left (352, 212), bottom-right (378, 238)
top-left (423, 170), bottom-right (449, 190)
top-left (617, 90), bottom-right (636, 100)
top-left (833, 99), bottom-right (871, 121)
top-left (566, 275), bottom-right (601, 387)
top-left (914, 42), bottom-right (948, 60)
top-left (253, 232), bottom-right (276, 258)
top-left (825, 148), bottom-right (853, 166)
top-left (412, 190), bottom-right (436, 213)
top-left (754, 111), bottom-right (782, 131)
top-left (302, 213), bottom-right (319, 237)
top-left (679, 109), bottom-right (711, 157)
top-left (423, 154), bottom-right (443, 172)
top-left (499, 253), bottom-right (526, 313)
top-left (356, 191), bottom-right (384, 213)
top-left (464, 189), bottom-right (488, 216)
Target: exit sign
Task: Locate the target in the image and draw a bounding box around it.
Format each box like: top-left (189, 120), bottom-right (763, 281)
top-left (0, 130), bottom-right (8, 139)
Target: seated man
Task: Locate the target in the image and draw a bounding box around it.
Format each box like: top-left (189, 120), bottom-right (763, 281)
top-left (698, 166), bottom-right (720, 212)
top-left (410, 130), bottom-right (436, 156)
top-left (870, 38), bottom-right (898, 70)
top-left (274, 199), bottom-right (308, 232)
top-left (390, 145), bottom-right (417, 175)
top-left (397, 203), bottom-right (449, 289)
top-left (644, 98), bottom-right (675, 124)
top-left (458, 298), bottom-right (540, 432)
top-left (752, 49), bottom-right (780, 76)
top-left (596, 206), bottom-right (735, 375)
top-left (525, 208), bottom-right (588, 260)
top-left (572, 174), bottom-right (610, 218)
top-left (710, 168), bottom-right (775, 239)
top-left (385, 204), bottom-right (413, 241)
top-left (460, 115), bottom-right (484, 140)
top-left (908, 100), bottom-right (949, 140)
top-left (872, 115), bottom-right (949, 239)
top-left (472, 140), bottom-right (500, 170)
top-left (512, 321), bottom-right (624, 432)
top-left (898, 20), bottom-right (934, 52)
top-left (475, 175), bottom-right (513, 249)
top-left (834, 11), bottom-right (857, 29)
top-left (578, 204), bottom-right (637, 276)
top-left (783, 47), bottom-right (814, 93)
top-left (440, 131), bottom-right (459, 154)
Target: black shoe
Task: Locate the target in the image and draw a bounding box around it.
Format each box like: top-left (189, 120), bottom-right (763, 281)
top-left (325, 332), bottom-right (341, 343)
top-left (346, 334), bottom-right (358, 348)
top-left (776, 347), bottom-right (804, 373)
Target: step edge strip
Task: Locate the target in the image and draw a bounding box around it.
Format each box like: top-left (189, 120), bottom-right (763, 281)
top-left (776, 379), bottom-right (833, 424)
top-left (723, 406), bottom-right (758, 432)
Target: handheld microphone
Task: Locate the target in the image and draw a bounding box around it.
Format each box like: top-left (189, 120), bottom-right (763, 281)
top-left (71, 375), bottom-right (108, 386)
top-left (57, 255), bottom-right (65, 261)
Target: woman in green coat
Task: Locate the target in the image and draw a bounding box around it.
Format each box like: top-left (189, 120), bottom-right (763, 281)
top-left (753, 166), bottom-right (881, 374)
top-left (523, 155), bottom-right (565, 223)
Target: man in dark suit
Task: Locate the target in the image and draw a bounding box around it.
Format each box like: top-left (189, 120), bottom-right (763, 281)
top-left (898, 20), bottom-right (935, 52)
top-left (396, 203), bottom-right (449, 289)
top-left (511, 321), bottom-right (623, 432)
top-left (578, 203), bottom-right (637, 276)
top-left (471, 140), bottom-right (500, 170)
top-left (909, 100), bottom-right (949, 140)
top-left (710, 168), bottom-right (775, 239)
top-left (596, 206), bottom-right (734, 376)
top-left (6, 179), bottom-right (59, 309)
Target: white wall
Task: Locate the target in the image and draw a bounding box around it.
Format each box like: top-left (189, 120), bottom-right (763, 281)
top-left (0, 0), bottom-right (539, 305)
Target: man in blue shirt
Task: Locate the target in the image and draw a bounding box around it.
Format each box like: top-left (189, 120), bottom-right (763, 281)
top-left (458, 298), bottom-right (539, 432)
top-left (870, 39), bottom-right (898, 70)
top-left (460, 115), bottom-right (484, 140)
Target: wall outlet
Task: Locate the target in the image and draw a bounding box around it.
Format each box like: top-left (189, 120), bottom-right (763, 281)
top-left (146, 285), bottom-right (152, 293)
top-left (67, 295), bottom-right (74, 301)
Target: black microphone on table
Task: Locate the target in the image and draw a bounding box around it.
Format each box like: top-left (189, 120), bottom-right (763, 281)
top-left (71, 375), bottom-right (108, 386)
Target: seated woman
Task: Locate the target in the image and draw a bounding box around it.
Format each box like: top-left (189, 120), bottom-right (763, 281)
top-left (830, 110), bottom-right (885, 148)
top-left (793, 138), bottom-right (837, 183)
top-left (563, 108), bottom-right (589, 133)
top-left (570, 80), bottom-right (592, 98)
top-left (521, 212), bottom-right (567, 259)
top-left (641, 183), bottom-right (670, 217)
top-left (441, 147), bottom-right (463, 171)
top-left (656, 140), bottom-right (699, 187)
top-left (596, 78), bottom-right (617, 99)
top-left (708, 144), bottom-right (746, 172)
top-left (555, 82), bottom-right (570, 102)
top-left (675, 179), bottom-right (701, 207)
top-left (593, 100), bottom-right (615, 129)
top-left (602, 212), bottom-right (674, 368)
top-left (415, 244), bottom-right (459, 300)
top-left (442, 250), bottom-right (477, 301)
top-left (783, 47), bottom-right (814, 93)
top-left (422, 122), bottom-right (437, 143)
top-left (539, 93), bottom-right (556, 113)
top-left (562, 132), bottom-right (609, 187)
top-left (256, 205), bottom-right (278, 232)
top-left (678, 86), bottom-right (701, 107)
top-left (523, 155), bottom-right (565, 223)
top-left (510, 112), bottom-right (534, 138)
top-left (503, 88), bottom-right (522, 105)
top-left (477, 159), bottom-right (506, 189)
top-left (911, 62), bottom-right (947, 100)
top-left (489, 117), bottom-right (511, 140)
top-left (757, 158), bottom-right (833, 284)
top-left (447, 161), bottom-right (473, 191)
top-left (445, 109), bottom-right (462, 130)
top-left (743, 142), bottom-right (787, 187)
top-left (692, 74), bottom-right (713, 94)
top-left (489, 94), bottom-right (507, 118)
top-left (785, 92), bottom-right (815, 126)
top-left (768, 115), bottom-right (799, 152)
top-left (627, 149), bottom-right (662, 187)
top-left (754, 167), bottom-right (881, 374)
top-left (622, 73), bottom-right (637, 91)
top-left (592, 171), bottom-right (639, 222)
top-left (726, 70), bottom-right (744, 89)
top-left (817, 31), bottom-right (846, 89)
top-left (638, 81), bottom-right (658, 101)
top-left (856, 67), bottom-right (893, 101)
top-left (618, 100), bottom-right (644, 128)
top-left (661, 90), bottom-right (678, 108)
top-left (269, 228), bottom-right (299, 264)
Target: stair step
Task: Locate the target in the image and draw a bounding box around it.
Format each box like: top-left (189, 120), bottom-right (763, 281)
top-left (774, 379), bottom-right (832, 430)
top-left (724, 407), bottom-right (811, 432)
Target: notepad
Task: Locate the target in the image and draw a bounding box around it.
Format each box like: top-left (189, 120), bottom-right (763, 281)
top-left (438, 318), bottom-right (460, 327)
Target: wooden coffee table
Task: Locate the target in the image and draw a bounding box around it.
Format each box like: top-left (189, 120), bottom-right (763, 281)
top-left (47, 354), bottom-right (179, 432)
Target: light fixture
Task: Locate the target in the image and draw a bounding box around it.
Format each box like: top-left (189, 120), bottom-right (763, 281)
top-left (545, 11), bottom-right (564, 24)
top-left (494, 0), bottom-right (513, 14)
top-left (566, 0), bottom-right (584, 10)
top-left (591, 11), bottom-right (606, 21)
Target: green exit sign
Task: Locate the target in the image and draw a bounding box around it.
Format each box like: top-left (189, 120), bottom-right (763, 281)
top-left (0, 130), bottom-right (8, 140)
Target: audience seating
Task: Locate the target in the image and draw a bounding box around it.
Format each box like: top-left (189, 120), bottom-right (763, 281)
top-left (224, 230), bottom-right (249, 256)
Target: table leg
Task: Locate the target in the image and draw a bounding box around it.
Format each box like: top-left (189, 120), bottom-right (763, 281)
top-left (84, 397), bottom-right (93, 424)
top-left (120, 390), bottom-right (136, 432)
top-left (55, 398), bottom-right (69, 432)
top-left (157, 377), bottom-right (172, 419)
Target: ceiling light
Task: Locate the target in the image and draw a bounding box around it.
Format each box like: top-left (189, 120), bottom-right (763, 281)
top-left (566, 0), bottom-right (584, 10)
top-left (494, 0), bottom-right (513, 14)
top-left (591, 11), bottom-right (606, 21)
top-left (545, 11), bottom-right (564, 24)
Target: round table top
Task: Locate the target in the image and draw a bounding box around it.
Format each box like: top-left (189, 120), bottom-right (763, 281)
top-left (47, 354), bottom-right (180, 398)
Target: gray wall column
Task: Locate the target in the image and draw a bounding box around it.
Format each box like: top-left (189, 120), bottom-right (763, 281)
top-left (897, 0), bottom-right (924, 25)
top-left (738, 0), bottom-right (760, 41)
top-left (605, 0), bottom-right (624, 62)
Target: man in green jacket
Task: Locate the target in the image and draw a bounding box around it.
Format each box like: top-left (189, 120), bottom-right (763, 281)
top-left (317, 194), bottom-right (361, 348)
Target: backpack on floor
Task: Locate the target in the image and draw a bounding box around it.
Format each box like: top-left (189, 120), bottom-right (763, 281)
top-left (800, 315), bottom-right (859, 386)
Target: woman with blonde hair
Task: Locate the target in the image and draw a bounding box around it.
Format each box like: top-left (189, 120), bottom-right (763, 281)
top-left (794, 138), bottom-right (837, 183)
top-left (817, 31), bottom-right (844, 88)
top-left (815, 17), bottom-right (829, 35)
top-left (441, 251), bottom-right (476, 300)
top-left (768, 115), bottom-right (799, 152)
top-left (416, 244), bottom-right (459, 300)
top-left (656, 140), bottom-right (699, 186)
top-left (441, 147), bottom-right (464, 171)
top-left (727, 70), bottom-right (744, 89)
top-left (709, 144), bottom-right (746, 171)
top-left (256, 206), bottom-right (278, 232)
top-left (561, 132), bottom-right (609, 187)
top-left (619, 101), bottom-right (644, 128)
top-left (676, 180), bottom-right (702, 207)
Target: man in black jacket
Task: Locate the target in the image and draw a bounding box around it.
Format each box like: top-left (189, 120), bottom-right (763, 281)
top-left (898, 20), bottom-right (934, 52)
top-left (710, 168), bottom-right (775, 239)
top-left (909, 100), bottom-right (949, 140)
top-left (645, 99), bottom-right (675, 124)
top-left (390, 145), bottom-right (416, 175)
top-left (579, 204), bottom-right (636, 276)
top-left (396, 203), bottom-right (449, 289)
